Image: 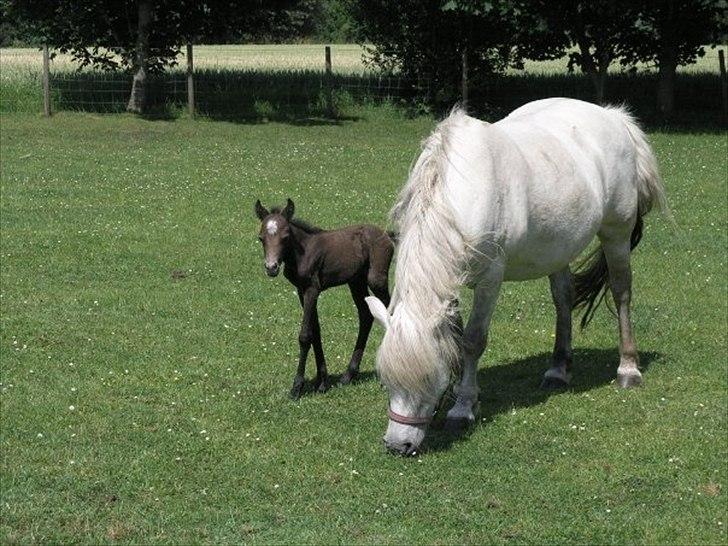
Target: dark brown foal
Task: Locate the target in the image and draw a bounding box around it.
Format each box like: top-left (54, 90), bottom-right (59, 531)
top-left (255, 198), bottom-right (394, 399)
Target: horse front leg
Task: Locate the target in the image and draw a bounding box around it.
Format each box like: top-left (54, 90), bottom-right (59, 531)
top-left (542, 267), bottom-right (574, 389)
top-left (445, 278), bottom-right (502, 429)
top-left (291, 286), bottom-right (320, 400)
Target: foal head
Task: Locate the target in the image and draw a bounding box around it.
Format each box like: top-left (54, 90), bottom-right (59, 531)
top-left (254, 198), bottom-right (295, 277)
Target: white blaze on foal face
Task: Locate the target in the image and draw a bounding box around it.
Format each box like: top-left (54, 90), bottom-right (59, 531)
top-left (257, 215), bottom-right (290, 277)
top-left (266, 219), bottom-right (279, 236)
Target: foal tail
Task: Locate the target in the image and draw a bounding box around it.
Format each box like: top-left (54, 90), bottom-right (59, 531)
top-left (573, 108), bottom-right (668, 328)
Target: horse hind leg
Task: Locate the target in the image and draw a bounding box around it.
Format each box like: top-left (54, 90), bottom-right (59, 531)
top-left (340, 280), bottom-right (373, 385)
top-left (600, 231), bottom-right (642, 387)
top-left (542, 267), bottom-right (574, 389)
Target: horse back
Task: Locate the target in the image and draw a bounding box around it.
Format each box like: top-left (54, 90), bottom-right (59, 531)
top-left (305, 224), bottom-right (393, 288)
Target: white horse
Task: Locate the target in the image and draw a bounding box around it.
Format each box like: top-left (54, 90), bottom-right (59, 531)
top-left (365, 98), bottom-right (667, 455)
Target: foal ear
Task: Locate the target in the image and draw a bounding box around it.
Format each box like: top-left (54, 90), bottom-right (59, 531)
top-left (282, 198), bottom-right (295, 220)
top-left (365, 296), bottom-right (390, 330)
top-left (255, 200), bottom-right (269, 220)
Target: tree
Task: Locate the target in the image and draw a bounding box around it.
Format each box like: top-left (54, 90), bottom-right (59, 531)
top-left (619, 0), bottom-right (726, 116)
top-left (6, 0), bottom-right (307, 112)
top-left (435, 0), bottom-right (634, 104)
top-left (522, 0), bottom-right (637, 104)
top-left (351, 0), bottom-right (542, 107)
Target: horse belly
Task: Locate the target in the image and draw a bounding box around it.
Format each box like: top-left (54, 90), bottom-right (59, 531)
top-left (502, 195), bottom-right (602, 282)
top-left (503, 234), bottom-right (593, 281)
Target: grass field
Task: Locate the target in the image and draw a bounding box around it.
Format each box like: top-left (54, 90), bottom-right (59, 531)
top-left (2, 44), bottom-right (723, 74)
top-left (0, 106), bottom-right (726, 544)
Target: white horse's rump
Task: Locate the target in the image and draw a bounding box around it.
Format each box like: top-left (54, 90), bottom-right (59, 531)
top-left (367, 98), bottom-right (667, 455)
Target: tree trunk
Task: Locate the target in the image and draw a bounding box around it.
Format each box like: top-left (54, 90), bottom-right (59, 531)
top-left (577, 38), bottom-right (609, 105)
top-left (590, 68), bottom-right (607, 105)
top-left (127, 0), bottom-right (151, 114)
top-left (657, 41), bottom-right (677, 116)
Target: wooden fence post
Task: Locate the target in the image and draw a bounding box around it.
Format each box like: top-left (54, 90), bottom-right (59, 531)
top-left (187, 42), bottom-right (195, 117)
top-left (325, 46), bottom-right (333, 117)
top-left (42, 44), bottom-right (51, 117)
top-left (719, 49), bottom-right (727, 119)
top-left (461, 46), bottom-right (468, 110)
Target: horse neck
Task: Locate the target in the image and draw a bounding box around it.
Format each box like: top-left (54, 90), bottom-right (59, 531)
top-left (283, 223), bottom-right (312, 269)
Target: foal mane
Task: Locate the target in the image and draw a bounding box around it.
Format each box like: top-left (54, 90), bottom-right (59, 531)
top-left (270, 206), bottom-right (324, 234)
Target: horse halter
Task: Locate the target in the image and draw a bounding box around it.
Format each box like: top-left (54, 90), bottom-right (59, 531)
top-left (387, 407), bottom-right (433, 426)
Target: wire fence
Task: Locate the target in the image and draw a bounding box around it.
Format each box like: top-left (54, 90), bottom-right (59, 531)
top-left (1, 44), bottom-right (725, 123)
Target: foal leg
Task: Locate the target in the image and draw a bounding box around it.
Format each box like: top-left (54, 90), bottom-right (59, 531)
top-left (340, 280), bottom-right (373, 385)
top-left (310, 306), bottom-right (329, 393)
top-left (367, 244), bottom-right (392, 307)
top-left (291, 286), bottom-right (320, 399)
top-left (542, 267), bottom-right (574, 389)
top-left (445, 278), bottom-right (502, 428)
top-left (601, 234), bottom-right (642, 388)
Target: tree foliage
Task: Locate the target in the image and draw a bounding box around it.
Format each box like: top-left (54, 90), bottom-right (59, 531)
top-left (4, 0), bottom-right (311, 72)
top-left (351, 0), bottom-right (545, 105)
top-left (400, 0), bottom-right (727, 113)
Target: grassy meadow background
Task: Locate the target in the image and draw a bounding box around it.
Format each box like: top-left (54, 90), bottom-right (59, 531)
top-left (1, 45), bottom-right (727, 544)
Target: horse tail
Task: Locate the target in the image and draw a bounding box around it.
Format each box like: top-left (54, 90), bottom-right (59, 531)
top-left (618, 107), bottom-right (669, 216)
top-left (573, 108), bottom-right (668, 328)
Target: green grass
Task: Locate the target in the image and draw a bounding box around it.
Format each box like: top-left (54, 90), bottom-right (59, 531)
top-left (0, 110), bottom-right (726, 544)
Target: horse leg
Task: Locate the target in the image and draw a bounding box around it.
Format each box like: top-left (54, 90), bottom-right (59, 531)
top-left (601, 234), bottom-right (642, 387)
top-left (340, 280), bottom-right (372, 385)
top-left (542, 267), bottom-right (574, 389)
top-left (310, 306), bottom-right (329, 393)
top-left (291, 286), bottom-right (320, 399)
top-left (445, 278), bottom-right (502, 429)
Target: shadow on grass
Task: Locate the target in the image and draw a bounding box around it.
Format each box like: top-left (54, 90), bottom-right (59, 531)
top-left (294, 369), bottom-right (378, 399)
top-left (44, 69), bottom-right (724, 132)
top-left (425, 348), bottom-right (661, 453)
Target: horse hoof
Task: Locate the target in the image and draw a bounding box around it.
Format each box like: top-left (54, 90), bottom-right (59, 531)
top-left (617, 370), bottom-right (643, 388)
top-left (443, 416), bottom-right (474, 433)
top-left (541, 376), bottom-right (570, 390)
top-left (289, 386), bottom-right (303, 400)
top-left (314, 378), bottom-right (329, 393)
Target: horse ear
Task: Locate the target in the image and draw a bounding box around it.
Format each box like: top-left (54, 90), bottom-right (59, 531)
top-left (365, 296), bottom-right (390, 330)
top-left (255, 200), bottom-right (269, 220)
top-left (283, 198), bottom-right (295, 220)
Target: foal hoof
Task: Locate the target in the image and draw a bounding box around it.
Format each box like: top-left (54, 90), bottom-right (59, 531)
top-left (617, 369), bottom-right (643, 388)
top-left (289, 384), bottom-right (303, 400)
top-left (541, 376), bottom-right (570, 390)
top-left (339, 371), bottom-right (357, 386)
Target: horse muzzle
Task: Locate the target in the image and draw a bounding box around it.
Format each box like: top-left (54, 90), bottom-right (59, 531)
top-left (383, 419), bottom-right (427, 456)
top-left (265, 263), bottom-right (280, 277)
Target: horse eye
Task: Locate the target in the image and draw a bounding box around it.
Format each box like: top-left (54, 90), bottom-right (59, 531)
top-left (257, 235), bottom-right (264, 243)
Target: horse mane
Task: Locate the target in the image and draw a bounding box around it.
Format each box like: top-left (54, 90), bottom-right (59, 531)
top-left (270, 206), bottom-right (324, 234)
top-left (376, 106), bottom-right (472, 401)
